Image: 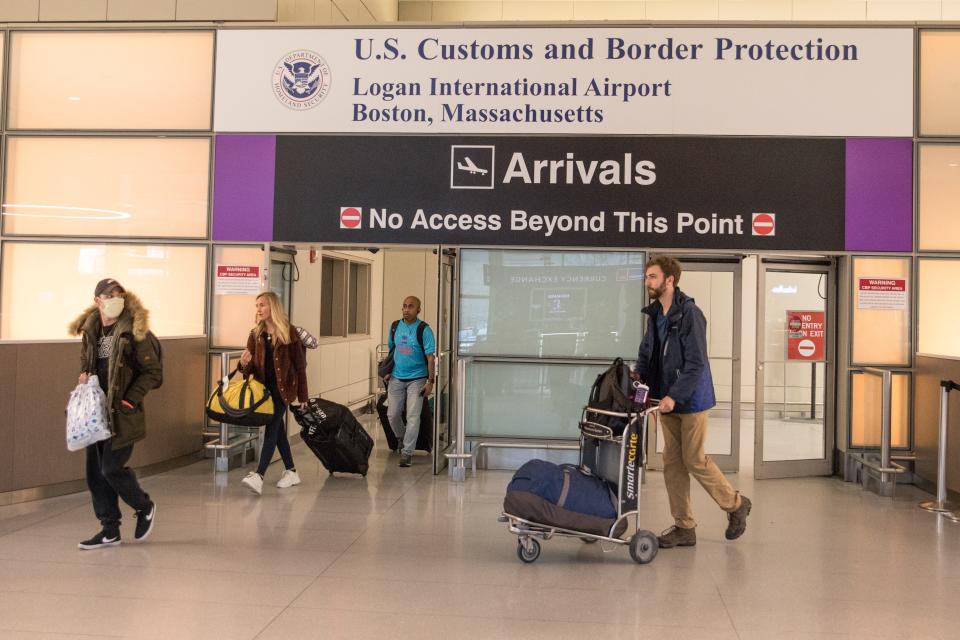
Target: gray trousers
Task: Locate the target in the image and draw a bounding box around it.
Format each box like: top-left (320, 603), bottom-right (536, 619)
top-left (386, 377), bottom-right (427, 455)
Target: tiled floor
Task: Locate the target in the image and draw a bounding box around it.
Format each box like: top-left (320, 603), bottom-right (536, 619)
top-left (1, 414), bottom-right (958, 640)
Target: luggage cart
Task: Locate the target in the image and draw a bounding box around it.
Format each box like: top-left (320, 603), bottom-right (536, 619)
top-left (500, 405), bottom-right (660, 565)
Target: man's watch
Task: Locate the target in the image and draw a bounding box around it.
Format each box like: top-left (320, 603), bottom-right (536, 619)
top-left (427, 379), bottom-right (435, 384)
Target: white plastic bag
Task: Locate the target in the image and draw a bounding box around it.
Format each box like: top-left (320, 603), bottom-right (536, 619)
top-left (66, 375), bottom-right (111, 452)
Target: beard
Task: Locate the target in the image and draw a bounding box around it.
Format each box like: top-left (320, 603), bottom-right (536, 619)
top-left (647, 284), bottom-right (665, 300)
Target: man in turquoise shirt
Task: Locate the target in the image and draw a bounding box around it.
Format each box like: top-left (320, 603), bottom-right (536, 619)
top-left (385, 296), bottom-right (436, 467)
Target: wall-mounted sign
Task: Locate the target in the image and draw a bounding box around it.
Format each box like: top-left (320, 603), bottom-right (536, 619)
top-left (214, 27), bottom-right (913, 136)
top-left (214, 265), bottom-right (261, 295)
top-left (270, 135), bottom-right (846, 250)
top-left (787, 310), bottom-right (826, 361)
top-left (857, 277), bottom-right (907, 310)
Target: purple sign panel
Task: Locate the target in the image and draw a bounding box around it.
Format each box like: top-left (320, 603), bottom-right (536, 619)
top-left (212, 135), bottom-right (913, 252)
top-left (212, 135), bottom-right (276, 242)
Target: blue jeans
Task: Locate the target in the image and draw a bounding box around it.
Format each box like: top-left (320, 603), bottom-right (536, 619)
top-left (387, 377), bottom-right (427, 456)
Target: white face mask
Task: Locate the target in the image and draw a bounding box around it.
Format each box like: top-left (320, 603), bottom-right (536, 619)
top-left (102, 297), bottom-right (125, 319)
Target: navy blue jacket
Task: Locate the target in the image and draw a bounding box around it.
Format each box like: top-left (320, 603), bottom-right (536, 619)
top-left (633, 288), bottom-right (716, 414)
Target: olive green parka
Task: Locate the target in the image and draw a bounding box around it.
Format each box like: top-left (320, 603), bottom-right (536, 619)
top-left (69, 292), bottom-right (163, 449)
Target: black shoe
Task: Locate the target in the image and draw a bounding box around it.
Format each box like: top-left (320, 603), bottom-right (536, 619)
top-left (399, 453), bottom-right (412, 467)
top-left (134, 501), bottom-right (157, 542)
top-left (725, 494), bottom-right (752, 540)
top-left (78, 530), bottom-right (121, 550)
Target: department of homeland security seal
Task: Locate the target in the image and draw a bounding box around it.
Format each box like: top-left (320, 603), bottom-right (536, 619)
top-left (272, 50), bottom-right (331, 110)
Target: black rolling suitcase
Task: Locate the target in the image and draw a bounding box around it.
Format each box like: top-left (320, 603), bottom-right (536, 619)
top-left (375, 393), bottom-right (433, 452)
top-left (293, 398), bottom-right (373, 476)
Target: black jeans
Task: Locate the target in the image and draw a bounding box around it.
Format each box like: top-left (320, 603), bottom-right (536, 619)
top-left (85, 438), bottom-right (151, 533)
top-left (256, 394), bottom-right (294, 476)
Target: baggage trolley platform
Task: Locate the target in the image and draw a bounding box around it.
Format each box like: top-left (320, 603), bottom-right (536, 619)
top-left (500, 405), bottom-right (660, 565)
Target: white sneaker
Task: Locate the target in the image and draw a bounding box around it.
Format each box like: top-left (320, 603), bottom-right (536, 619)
top-left (241, 472), bottom-right (263, 496)
top-left (276, 469), bottom-right (301, 489)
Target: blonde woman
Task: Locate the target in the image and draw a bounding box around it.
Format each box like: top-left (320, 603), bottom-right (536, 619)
top-left (238, 292), bottom-right (308, 495)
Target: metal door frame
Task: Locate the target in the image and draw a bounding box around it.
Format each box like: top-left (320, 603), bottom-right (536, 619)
top-left (645, 257), bottom-right (743, 473)
top-left (267, 245), bottom-right (296, 318)
top-left (755, 259), bottom-right (836, 479)
top-left (433, 247), bottom-right (458, 474)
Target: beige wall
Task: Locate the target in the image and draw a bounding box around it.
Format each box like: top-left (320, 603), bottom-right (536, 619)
top-left (381, 248), bottom-right (439, 341)
top-left (400, 1), bottom-right (960, 22)
top-left (279, 0), bottom-right (398, 22)
top-left (289, 247), bottom-right (384, 406)
top-left (7, 0), bottom-right (960, 23)
top-left (0, 0), bottom-right (395, 22)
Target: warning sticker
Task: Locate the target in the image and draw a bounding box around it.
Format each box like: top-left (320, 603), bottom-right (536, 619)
top-left (857, 277), bottom-right (907, 310)
top-left (215, 265), bottom-right (261, 296)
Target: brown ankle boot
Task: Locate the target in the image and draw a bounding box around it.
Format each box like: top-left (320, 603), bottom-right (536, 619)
top-left (658, 525), bottom-right (696, 548)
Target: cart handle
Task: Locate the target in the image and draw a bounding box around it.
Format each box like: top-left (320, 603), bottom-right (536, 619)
top-left (583, 405), bottom-right (661, 419)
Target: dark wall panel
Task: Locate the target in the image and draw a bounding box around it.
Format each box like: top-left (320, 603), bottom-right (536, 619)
top-left (4, 338), bottom-right (206, 494)
top-left (0, 345), bottom-right (17, 493)
top-left (914, 356), bottom-right (960, 495)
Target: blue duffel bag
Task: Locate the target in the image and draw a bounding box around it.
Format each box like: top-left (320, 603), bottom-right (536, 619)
top-left (507, 459), bottom-right (617, 520)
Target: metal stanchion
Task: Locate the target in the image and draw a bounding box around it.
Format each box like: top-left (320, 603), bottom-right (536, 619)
top-left (920, 380), bottom-right (959, 518)
top-left (880, 370), bottom-right (892, 487)
top-left (445, 357), bottom-right (472, 481)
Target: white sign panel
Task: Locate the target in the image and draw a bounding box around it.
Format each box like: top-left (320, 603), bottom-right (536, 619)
top-left (215, 264), bottom-right (261, 295)
top-left (214, 27), bottom-right (913, 136)
top-left (857, 277), bottom-right (908, 310)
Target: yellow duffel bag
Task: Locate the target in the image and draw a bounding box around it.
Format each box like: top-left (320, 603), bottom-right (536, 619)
top-left (206, 374), bottom-right (274, 426)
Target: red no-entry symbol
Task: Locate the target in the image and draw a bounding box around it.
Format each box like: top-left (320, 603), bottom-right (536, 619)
top-left (340, 207), bottom-right (362, 229)
top-left (752, 212), bottom-right (776, 236)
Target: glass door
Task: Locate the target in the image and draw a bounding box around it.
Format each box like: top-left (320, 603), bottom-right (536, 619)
top-left (646, 258), bottom-right (742, 473)
top-left (755, 260), bottom-right (835, 478)
top-left (433, 249), bottom-right (457, 474)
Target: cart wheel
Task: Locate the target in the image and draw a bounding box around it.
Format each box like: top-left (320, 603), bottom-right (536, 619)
top-left (629, 530), bottom-right (658, 565)
top-left (516, 538), bottom-right (541, 563)
top-left (580, 537), bottom-right (598, 544)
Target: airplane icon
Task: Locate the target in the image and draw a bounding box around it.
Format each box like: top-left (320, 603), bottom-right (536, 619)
top-left (457, 157), bottom-right (488, 175)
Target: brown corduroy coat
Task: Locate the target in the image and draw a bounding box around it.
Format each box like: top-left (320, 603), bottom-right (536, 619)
top-left (239, 328), bottom-right (308, 405)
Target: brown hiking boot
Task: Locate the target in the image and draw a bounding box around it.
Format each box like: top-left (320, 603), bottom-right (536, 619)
top-left (725, 494), bottom-right (752, 540)
top-left (658, 526), bottom-right (696, 548)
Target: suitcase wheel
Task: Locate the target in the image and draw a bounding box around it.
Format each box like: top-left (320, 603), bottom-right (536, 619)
top-left (516, 537), bottom-right (540, 564)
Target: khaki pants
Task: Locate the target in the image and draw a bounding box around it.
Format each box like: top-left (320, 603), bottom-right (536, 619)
top-left (660, 410), bottom-right (740, 529)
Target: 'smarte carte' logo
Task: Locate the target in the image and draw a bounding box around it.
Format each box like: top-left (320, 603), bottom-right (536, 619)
top-left (272, 50), bottom-right (331, 110)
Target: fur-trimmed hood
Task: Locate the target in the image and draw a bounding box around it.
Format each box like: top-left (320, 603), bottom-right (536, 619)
top-left (69, 291), bottom-right (151, 341)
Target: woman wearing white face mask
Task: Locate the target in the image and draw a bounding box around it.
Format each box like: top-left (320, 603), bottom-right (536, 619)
top-left (70, 278), bottom-right (163, 550)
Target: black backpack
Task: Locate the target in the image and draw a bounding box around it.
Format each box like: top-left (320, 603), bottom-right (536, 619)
top-left (377, 320), bottom-right (429, 379)
top-left (585, 358), bottom-right (635, 434)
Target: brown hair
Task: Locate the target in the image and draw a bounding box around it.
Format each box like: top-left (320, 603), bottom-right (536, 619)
top-left (645, 255), bottom-right (682, 286)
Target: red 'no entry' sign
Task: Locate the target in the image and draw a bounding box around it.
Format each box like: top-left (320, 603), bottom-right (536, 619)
top-left (752, 212), bottom-right (776, 236)
top-left (340, 206), bottom-right (362, 229)
top-left (786, 310), bottom-right (825, 361)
